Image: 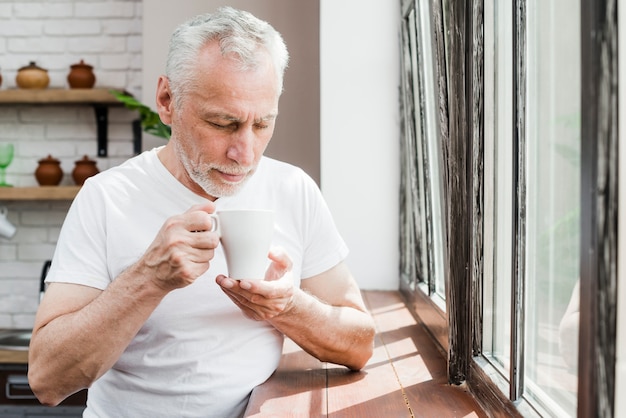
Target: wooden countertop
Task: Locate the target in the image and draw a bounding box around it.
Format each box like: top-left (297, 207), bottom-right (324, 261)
top-left (0, 328), bottom-right (30, 364)
top-left (0, 348), bottom-right (28, 364)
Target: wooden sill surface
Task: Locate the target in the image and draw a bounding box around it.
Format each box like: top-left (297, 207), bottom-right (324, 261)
top-left (245, 290), bottom-right (489, 417)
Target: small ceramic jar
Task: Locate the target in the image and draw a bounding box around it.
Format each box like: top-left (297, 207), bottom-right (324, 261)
top-left (16, 61), bottom-right (50, 89)
top-left (72, 155), bottom-right (99, 185)
top-left (67, 59), bottom-right (96, 89)
top-left (35, 155), bottom-right (63, 186)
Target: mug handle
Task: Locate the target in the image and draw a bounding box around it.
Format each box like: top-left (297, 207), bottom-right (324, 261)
top-left (209, 213), bottom-right (220, 235)
top-left (0, 206), bottom-right (6, 217)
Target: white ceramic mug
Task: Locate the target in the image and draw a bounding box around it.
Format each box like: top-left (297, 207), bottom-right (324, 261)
top-left (210, 210), bottom-right (274, 280)
top-left (0, 207), bottom-right (16, 239)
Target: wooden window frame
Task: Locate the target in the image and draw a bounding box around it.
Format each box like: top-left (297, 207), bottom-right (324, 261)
top-left (579, 0), bottom-right (618, 416)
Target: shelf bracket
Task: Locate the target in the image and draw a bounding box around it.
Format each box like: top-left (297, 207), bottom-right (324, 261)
top-left (93, 104), bottom-right (108, 157)
top-left (132, 119), bottom-right (142, 155)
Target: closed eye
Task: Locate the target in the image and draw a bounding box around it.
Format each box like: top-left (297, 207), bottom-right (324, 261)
top-left (209, 121), bottom-right (238, 130)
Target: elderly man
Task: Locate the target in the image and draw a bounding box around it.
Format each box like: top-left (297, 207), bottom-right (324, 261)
top-left (28, 7), bottom-right (375, 418)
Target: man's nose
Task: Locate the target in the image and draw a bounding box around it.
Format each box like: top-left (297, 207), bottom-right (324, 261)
top-left (226, 129), bottom-right (255, 166)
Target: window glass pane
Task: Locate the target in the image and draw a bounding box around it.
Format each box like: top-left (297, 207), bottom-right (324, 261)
top-left (484, 0), bottom-right (513, 376)
top-left (409, 6), bottom-right (431, 289)
top-left (524, 1), bottom-right (580, 416)
top-left (399, 9), bottom-right (422, 291)
top-left (399, 1), bottom-right (445, 305)
top-left (416, 0), bottom-right (446, 300)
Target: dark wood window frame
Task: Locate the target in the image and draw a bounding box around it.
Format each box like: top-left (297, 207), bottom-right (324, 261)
top-left (399, 0), bottom-right (619, 416)
top-left (579, 0), bottom-right (618, 416)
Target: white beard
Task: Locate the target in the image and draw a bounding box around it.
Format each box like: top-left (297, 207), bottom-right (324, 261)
top-left (175, 139), bottom-right (255, 198)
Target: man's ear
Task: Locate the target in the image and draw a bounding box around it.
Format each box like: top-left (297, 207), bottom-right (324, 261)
top-left (155, 75), bottom-right (174, 125)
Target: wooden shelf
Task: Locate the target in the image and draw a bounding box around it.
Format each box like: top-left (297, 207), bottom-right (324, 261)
top-left (0, 88), bottom-right (125, 105)
top-left (0, 88), bottom-right (140, 157)
top-left (0, 186), bottom-right (80, 200)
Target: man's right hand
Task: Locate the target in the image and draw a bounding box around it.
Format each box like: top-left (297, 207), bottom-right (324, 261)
top-left (141, 202), bottom-right (220, 292)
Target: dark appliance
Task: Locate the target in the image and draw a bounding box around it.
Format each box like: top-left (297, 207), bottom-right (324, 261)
top-left (0, 363), bottom-right (87, 416)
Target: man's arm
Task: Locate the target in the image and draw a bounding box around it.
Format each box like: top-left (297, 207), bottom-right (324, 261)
top-left (216, 253), bottom-right (376, 370)
top-left (274, 262), bottom-right (375, 370)
top-left (28, 203), bottom-right (219, 406)
top-left (28, 275), bottom-right (168, 406)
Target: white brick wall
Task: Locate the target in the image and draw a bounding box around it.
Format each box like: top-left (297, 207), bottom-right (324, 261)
top-left (0, 0), bottom-right (144, 328)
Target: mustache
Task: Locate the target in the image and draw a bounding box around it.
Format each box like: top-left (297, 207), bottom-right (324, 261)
top-left (207, 164), bottom-right (254, 176)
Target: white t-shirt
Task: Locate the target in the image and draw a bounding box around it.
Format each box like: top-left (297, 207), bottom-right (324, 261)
top-left (46, 148), bottom-right (348, 418)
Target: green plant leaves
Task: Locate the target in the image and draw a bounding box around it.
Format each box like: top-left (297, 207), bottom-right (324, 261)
top-left (110, 90), bottom-right (171, 139)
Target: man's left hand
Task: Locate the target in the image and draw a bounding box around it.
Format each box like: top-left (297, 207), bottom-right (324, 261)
top-left (216, 248), bottom-right (295, 321)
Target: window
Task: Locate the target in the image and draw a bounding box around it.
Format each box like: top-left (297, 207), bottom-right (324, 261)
top-left (484, 0), bottom-right (581, 415)
top-left (399, 0), bottom-right (446, 307)
top-left (399, 0), bottom-right (618, 416)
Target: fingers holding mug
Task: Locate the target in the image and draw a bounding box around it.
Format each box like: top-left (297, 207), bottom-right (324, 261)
top-left (183, 202), bottom-right (217, 233)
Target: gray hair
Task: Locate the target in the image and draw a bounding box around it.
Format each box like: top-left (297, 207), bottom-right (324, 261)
top-left (166, 7), bottom-right (289, 105)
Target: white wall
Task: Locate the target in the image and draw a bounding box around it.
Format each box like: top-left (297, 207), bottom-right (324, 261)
top-left (320, 0), bottom-right (400, 290)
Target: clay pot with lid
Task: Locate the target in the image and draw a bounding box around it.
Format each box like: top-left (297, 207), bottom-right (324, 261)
top-left (72, 155), bottom-right (99, 185)
top-left (35, 155), bottom-right (63, 186)
top-left (67, 59), bottom-right (96, 89)
top-left (16, 61), bottom-right (50, 89)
